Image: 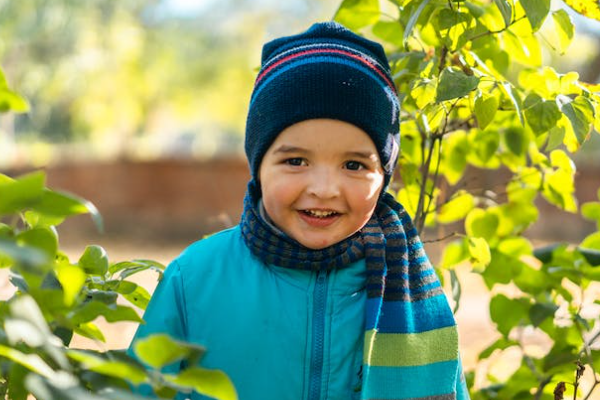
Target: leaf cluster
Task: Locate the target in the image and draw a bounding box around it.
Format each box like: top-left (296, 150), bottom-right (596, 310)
top-left (0, 170), bottom-right (237, 399)
top-left (334, 0), bottom-right (600, 397)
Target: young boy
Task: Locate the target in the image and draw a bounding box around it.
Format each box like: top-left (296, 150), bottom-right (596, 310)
top-left (129, 21), bottom-right (469, 400)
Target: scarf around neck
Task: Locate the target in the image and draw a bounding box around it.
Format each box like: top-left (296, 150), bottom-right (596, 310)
top-left (240, 180), bottom-right (469, 400)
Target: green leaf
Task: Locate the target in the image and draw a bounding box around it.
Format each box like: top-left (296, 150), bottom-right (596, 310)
top-left (562, 0), bottom-right (600, 22)
top-left (0, 344), bottom-right (55, 377)
top-left (582, 232), bottom-right (600, 250)
top-left (121, 284), bottom-right (152, 310)
top-left (78, 245), bottom-right (109, 276)
top-left (372, 20), bottom-right (404, 44)
top-left (542, 344), bottom-right (578, 372)
top-left (474, 92), bottom-right (499, 130)
top-left (74, 322), bottom-right (105, 342)
top-left (68, 350), bottom-right (147, 385)
top-left (478, 337), bottom-right (519, 360)
top-left (134, 334), bottom-right (205, 370)
top-left (578, 247), bottom-right (600, 266)
top-left (465, 209), bottom-right (499, 241)
top-left (438, 192), bottom-right (475, 224)
top-left (529, 302), bottom-right (558, 326)
top-left (166, 367), bottom-right (238, 400)
top-left (16, 227), bottom-right (58, 259)
top-left (482, 250), bottom-right (525, 289)
top-left (490, 294), bottom-right (529, 336)
top-left (524, 95), bottom-right (561, 135)
top-left (0, 172), bottom-right (45, 216)
top-left (34, 190), bottom-right (103, 232)
top-left (69, 301), bottom-right (142, 325)
top-left (558, 95), bottom-right (595, 144)
top-left (552, 10), bottom-right (574, 53)
top-left (55, 263), bottom-right (87, 307)
top-left (411, 79), bottom-right (436, 109)
top-left (468, 237), bottom-right (491, 269)
top-left (493, 0), bottom-right (513, 28)
top-left (521, 0), bottom-right (550, 31)
top-left (333, 0), bottom-right (380, 31)
top-left (468, 129), bottom-right (500, 166)
top-left (503, 126), bottom-right (528, 156)
top-left (440, 239), bottom-right (469, 269)
top-left (0, 238), bottom-right (49, 268)
top-left (404, 0), bottom-right (432, 45)
top-left (513, 264), bottom-right (548, 294)
top-left (436, 67), bottom-right (480, 102)
top-left (582, 202), bottom-right (600, 223)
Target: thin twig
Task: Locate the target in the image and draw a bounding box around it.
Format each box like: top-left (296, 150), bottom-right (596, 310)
top-left (468, 15), bottom-right (527, 42)
top-left (422, 231), bottom-right (460, 244)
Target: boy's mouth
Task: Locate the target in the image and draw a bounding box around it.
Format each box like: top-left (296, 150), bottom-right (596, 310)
top-left (301, 209), bottom-right (339, 218)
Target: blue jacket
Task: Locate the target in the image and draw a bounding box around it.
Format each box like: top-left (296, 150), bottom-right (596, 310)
top-left (129, 225), bottom-right (368, 400)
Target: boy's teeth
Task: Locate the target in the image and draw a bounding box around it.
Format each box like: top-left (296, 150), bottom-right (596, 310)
top-left (305, 210), bottom-right (336, 217)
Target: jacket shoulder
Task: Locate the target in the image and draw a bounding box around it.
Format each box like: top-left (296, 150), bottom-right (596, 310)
top-left (174, 225), bottom-right (251, 272)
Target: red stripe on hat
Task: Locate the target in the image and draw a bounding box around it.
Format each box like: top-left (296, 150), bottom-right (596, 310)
top-left (255, 48), bottom-right (396, 93)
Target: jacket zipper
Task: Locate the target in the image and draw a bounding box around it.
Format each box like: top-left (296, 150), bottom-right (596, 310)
top-left (308, 269), bottom-right (329, 400)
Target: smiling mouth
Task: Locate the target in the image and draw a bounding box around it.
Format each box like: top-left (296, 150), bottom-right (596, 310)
top-left (301, 209), bottom-right (340, 218)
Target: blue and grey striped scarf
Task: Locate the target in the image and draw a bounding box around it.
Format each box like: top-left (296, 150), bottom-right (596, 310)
top-left (240, 181), bottom-right (469, 400)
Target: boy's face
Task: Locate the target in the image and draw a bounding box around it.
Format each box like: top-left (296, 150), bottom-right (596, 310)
top-left (259, 119), bottom-right (385, 250)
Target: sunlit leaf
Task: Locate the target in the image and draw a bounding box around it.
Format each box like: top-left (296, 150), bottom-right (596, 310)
top-left (333, 0), bottom-right (380, 30)
top-left (411, 78), bottom-right (436, 109)
top-left (440, 239), bottom-right (469, 269)
top-left (438, 191), bottom-right (475, 223)
top-left (134, 334), bottom-right (205, 370)
top-left (0, 172), bottom-right (45, 216)
top-left (562, 0), bottom-right (600, 21)
top-left (372, 20), bottom-right (404, 44)
top-left (552, 10), bottom-right (574, 53)
top-left (466, 209), bottom-right (499, 241)
top-left (166, 367), bottom-right (238, 400)
top-left (474, 92), bottom-right (499, 129)
top-left (56, 263), bottom-right (86, 307)
top-left (33, 190), bottom-right (103, 233)
top-left (78, 245), bottom-right (109, 276)
top-left (468, 237), bottom-right (491, 269)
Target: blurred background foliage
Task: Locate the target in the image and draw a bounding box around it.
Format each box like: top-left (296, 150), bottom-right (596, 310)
top-left (0, 0), bottom-right (340, 167)
top-left (1, 0), bottom-right (599, 169)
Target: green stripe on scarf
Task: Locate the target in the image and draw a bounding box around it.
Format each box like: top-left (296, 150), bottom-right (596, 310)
top-left (364, 326), bottom-right (458, 367)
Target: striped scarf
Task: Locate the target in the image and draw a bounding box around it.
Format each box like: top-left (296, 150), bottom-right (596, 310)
top-left (241, 181), bottom-right (469, 400)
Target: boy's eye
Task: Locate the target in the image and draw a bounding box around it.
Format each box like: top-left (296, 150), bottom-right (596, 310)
top-left (345, 161), bottom-right (365, 171)
top-left (285, 158), bottom-right (306, 166)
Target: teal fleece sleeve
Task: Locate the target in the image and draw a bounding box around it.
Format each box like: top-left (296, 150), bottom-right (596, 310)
top-left (127, 261), bottom-right (189, 398)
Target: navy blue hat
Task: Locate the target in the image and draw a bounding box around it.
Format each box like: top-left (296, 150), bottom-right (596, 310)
top-left (245, 21), bottom-right (400, 188)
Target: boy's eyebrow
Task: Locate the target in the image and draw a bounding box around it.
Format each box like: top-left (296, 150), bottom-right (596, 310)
top-left (343, 151), bottom-right (380, 161)
top-left (272, 145), bottom-right (309, 154)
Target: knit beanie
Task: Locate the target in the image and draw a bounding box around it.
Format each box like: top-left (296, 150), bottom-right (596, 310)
top-left (245, 21), bottom-right (400, 189)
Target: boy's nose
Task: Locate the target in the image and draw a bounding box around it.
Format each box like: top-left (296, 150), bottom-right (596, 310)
top-left (306, 169), bottom-right (341, 199)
